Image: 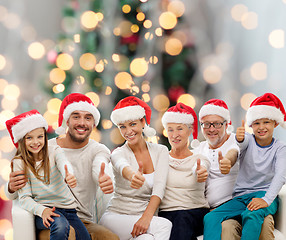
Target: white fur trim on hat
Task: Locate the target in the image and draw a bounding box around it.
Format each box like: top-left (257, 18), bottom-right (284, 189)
top-left (199, 104), bottom-right (230, 123)
top-left (161, 112), bottom-right (194, 129)
top-left (12, 114), bottom-right (48, 143)
top-left (246, 105), bottom-right (285, 127)
top-left (63, 101), bottom-right (101, 126)
top-left (111, 105), bottom-right (145, 125)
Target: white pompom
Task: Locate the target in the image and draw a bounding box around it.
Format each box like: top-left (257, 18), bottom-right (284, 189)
top-left (143, 125), bottom-right (156, 137)
top-left (191, 139), bottom-right (200, 149)
top-left (226, 125), bottom-right (234, 134)
top-left (55, 126), bottom-right (66, 135)
top-left (280, 121), bottom-right (286, 129)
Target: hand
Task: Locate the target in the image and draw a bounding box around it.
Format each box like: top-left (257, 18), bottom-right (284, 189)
top-left (247, 198), bottom-right (268, 211)
top-left (218, 151), bottom-right (231, 174)
top-left (196, 159), bottom-right (208, 182)
top-left (98, 163), bottom-right (114, 194)
top-left (8, 169), bottom-right (27, 193)
top-left (42, 207), bottom-right (60, 228)
top-left (236, 120), bottom-right (245, 142)
top-left (131, 215), bottom-right (151, 238)
top-left (130, 161), bottom-right (145, 189)
top-left (65, 165), bottom-right (77, 188)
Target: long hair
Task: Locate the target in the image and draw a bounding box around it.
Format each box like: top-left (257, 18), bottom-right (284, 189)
top-left (12, 128), bottom-right (50, 184)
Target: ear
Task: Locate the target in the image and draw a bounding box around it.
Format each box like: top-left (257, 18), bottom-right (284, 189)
top-left (274, 121), bottom-right (279, 128)
top-left (140, 117), bottom-right (146, 126)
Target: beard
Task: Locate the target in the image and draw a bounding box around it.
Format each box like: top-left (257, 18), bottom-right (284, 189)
top-left (68, 128), bottom-right (91, 143)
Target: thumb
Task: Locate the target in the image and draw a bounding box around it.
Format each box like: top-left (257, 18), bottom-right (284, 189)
top-left (99, 162), bottom-right (105, 178)
top-left (51, 206), bottom-right (56, 212)
top-left (64, 165), bottom-right (69, 177)
top-left (218, 151), bottom-right (223, 162)
top-left (138, 161), bottom-right (143, 174)
top-left (197, 159), bottom-right (201, 171)
top-left (241, 119), bottom-right (245, 127)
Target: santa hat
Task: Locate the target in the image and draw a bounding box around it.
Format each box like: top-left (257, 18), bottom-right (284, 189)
top-left (110, 96), bottom-right (156, 137)
top-left (55, 93), bottom-right (100, 135)
top-left (199, 99), bottom-right (233, 134)
top-left (246, 93), bottom-right (286, 128)
top-left (5, 109), bottom-right (48, 148)
top-left (161, 102), bottom-right (200, 148)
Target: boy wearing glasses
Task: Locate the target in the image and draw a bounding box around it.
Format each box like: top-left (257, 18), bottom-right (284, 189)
top-left (203, 93), bottom-right (286, 240)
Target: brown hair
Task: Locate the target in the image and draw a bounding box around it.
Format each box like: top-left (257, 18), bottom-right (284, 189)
top-left (12, 128), bottom-right (50, 184)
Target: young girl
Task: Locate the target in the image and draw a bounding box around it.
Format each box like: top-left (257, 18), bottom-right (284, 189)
top-left (99, 96), bottom-right (172, 240)
top-left (6, 109), bottom-right (91, 240)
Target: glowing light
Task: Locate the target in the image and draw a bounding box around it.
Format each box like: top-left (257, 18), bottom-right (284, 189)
top-left (110, 128), bottom-right (125, 145)
top-left (3, 84), bottom-right (20, 100)
top-left (142, 93), bottom-right (150, 102)
top-left (0, 219), bottom-right (12, 235)
top-left (136, 12), bottom-right (145, 21)
top-left (28, 42), bottom-right (45, 60)
top-left (113, 27), bottom-right (120, 36)
top-left (53, 84), bottom-right (65, 93)
top-left (203, 65), bottom-right (222, 84)
top-left (142, 81), bottom-right (150, 92)
top-left (168, 0), bottom-right (185, 17)
top-left (241, 12), bottom-right (258, 30)
top-left (131, 86), bottom-right (140, 94)
top-left (114, 72), bottom-right (134, 89)
top-left (112, 54), bottom-right (120, 62)
top-left (86, 92), bottom-right (100, 107)
top-left (44, 111), bottom-right (58, 129)
top-left (49, 68), bottom-right (66, 84)
top-left (145, 32), bottom-right (154, 40)
top-left (90, 128), bottom-right (101, 142)
top-left (231, 4), bottom-right (248, 22)
top-left (95, 62), bottom-right (104, 72)
top-left (0, 158), bottom-right (10, 182)
top-left (163, 129), bottom-right (168, 137)
top-left (105, 86), bottom-right (112, 95)
top-left (240, 93), bottom-right (257, 110)
top-left (76, 75), bottom-right (84, 85)
top-left (74, 34), bottom-right (80, 43)
top-left (269, 29), bottom-right (285, 48)
top-left (250, 62), bottom-right (267, 81)
top-left (102, 120), bottom-right (113, 129)
top-left (122, 4), bottom-right (131, 13)
top-left (0, 6), bottom-right (8, 22)
top-left (155, 28), bottom-right (163, 37)
top-left (56, 53), bottom-right (74, 70)
top-left (177, 94), bottom-right (196, 108)
top-left (159, 12), bottom-right (177, 30)
top-left (3, 12), bottom-right (20, 29)
top-left (130, 58), bottom-right (148, 77)
top-left (149, 56), bottom-right (158, 64)
top-left (97, 12), bottom-right (104, 21)
top-left (0, 136), bottom-right (14, 153)
top-left (47, 98), bottom-right (62, 114)
top-left (131, 24), bottom-right (139, 33)
top-left (0, 54), bottom-right (6, 70)
top-left (1, 98), bottom-right (18, 111)
top-left (153, 94), bottom-right (170, 112)
top-left (0, 79), bottom-right (8, 94)
top-left (0, 110), bottom-right (15, 130)
top-left (79, 53), bottom-right (97, 70)
top-left (143, 20), bottom-right (152, 29)
top-left (81, 11), bottom-right (98, 30)
top-left (165, 38), bottom-right (183, 56)
top-left (119, 20), bottom-right (133, 37)
top-left (5, 228), bottom-right (13, 240)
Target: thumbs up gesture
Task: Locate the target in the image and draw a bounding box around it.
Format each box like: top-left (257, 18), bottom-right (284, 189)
top-left (98, 162), bottom-right (114, 194)
top-left (65, 165), bottom-right (77, 188)
top-left (130, 161), bottom-right (145, 189)
top-left (196, 159), bottom-right (208, 182)
top-left (218, 151), bottom-right (231, 174)
top-left (236, 120), bottom-right (245, 143)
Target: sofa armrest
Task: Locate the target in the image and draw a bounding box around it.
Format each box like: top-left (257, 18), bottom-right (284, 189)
top-left (275, 184), bottom-right (286, 237)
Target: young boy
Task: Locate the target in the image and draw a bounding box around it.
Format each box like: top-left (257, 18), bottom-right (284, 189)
top-left (203, 93), bottom-right (286, 240)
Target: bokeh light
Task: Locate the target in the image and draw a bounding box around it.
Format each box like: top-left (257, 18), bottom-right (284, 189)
top-left (240, 93), bottom-right (257, 110)
top-left (268, 29), bottom-right (285, 49)
top-left (1, 98), bottom-right (18, 111)
top-left (165, 38), bottom-right (183, 56)
top-left (122, 4), bottom-right (131, 14)
top-left (159, 12), bottom-right (177, 30)
top-left (250, 62), bottom-right (267, 81)
top-left (102, 120), bottom-right (113, 129)
top-left (203, 65), bottom-right (222, 84)
top-left (231, 4), bottom-right (248, 22)
top-left (152, 94), bottom-right (170, 112)
top-left (3, 84), bottom-right (20, 100)
top-left (110, 128), bottom-right (125, 145)
top-left (47, 98), bottom-right (62, 114)
top-left (81, 11), bottom-right (99, 30)
top-left (49, 68), bottom-right (66, 84)
top-left (241, 11), bottom-right (258, 30)
top-left (90, 128), bottom-right (101, 142)
top-left (28, 42), bottom-right (45, 60)
top-left (177, 94), bottom-right (196, 108)
top-left (44, 111), bottom-right (59, 129)
top-left (0, 136), bottom-right (15, 153)
top-left (114, 72), bottom-right (134, 90)
top-left (130, 58), bottom-right (148, 77)
top-left (79, 53), bottom-right (97, 70)
top-left (167, 0), bottom-right (185, 17)
top-left (0, 54), bottom-right (6, 70)
top-left (56, 53), bottom-right (74, 70)
top-left (0, 79), bottom-right (8, 94)
top-left (86, 92), bottom-right (100, 107)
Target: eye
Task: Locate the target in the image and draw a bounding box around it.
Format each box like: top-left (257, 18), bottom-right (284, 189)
top-left (26, 136), bottom-right (32, 140)
top-left (119, 125), bottom-right (126, 129)
top-left (131, 123), bottom-right (136, 126)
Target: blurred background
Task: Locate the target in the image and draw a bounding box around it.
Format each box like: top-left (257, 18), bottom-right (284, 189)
top-left (0, 0), bottom-right (286, 239)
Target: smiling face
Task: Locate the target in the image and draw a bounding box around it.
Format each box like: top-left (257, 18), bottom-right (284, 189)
top-left (251, 118), bottom-right (278, 146)
top-left (200, 115), bottom-right (228, 149)
top-left (118, 118), bottom-right (145, 145)
top-left (166, 123), bottom-right (192, 151)
top-left (66, 110), bottom-right (95, 143)
top-left (24, 127), bottom-right (45, 159)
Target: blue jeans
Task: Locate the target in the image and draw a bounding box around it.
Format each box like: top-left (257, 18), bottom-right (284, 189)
top-left (203, 191), bottom-right (279, 240)
top-left (159, 208), bottom-right (209, 240)
top-left (35, 208), bottom-right (91, 240)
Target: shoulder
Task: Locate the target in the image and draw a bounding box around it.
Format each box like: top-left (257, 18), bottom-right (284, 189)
top-left (87, 140), bottom-right (111, 154)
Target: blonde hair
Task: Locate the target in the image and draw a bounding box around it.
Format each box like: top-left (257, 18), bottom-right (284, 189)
top-left (11, 128), bottom-right (50, 184)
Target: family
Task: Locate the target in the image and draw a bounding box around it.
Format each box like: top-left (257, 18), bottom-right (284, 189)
top-left (4, 92), bottom-right (286, 240)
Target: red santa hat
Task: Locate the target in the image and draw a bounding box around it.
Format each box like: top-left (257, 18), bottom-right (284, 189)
top-left (199, 99), bottom-right (233, 134)
top-left (246, 92), bottom-right (286, 128)
top-left (161, 102), bottom-right (200, 148)
top-left (56, 93), bottom-right (100, 135)
top-left (5, 109), bottom-right (48, 148)
top-left (110, 96), bottom-right (156, 137)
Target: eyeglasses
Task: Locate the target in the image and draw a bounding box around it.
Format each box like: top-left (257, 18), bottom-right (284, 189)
top-left (200, 121), bottom-right (226, 129)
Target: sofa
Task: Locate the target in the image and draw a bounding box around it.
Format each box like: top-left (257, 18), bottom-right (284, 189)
top-left (11, 185), bottom-right (286, 240)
